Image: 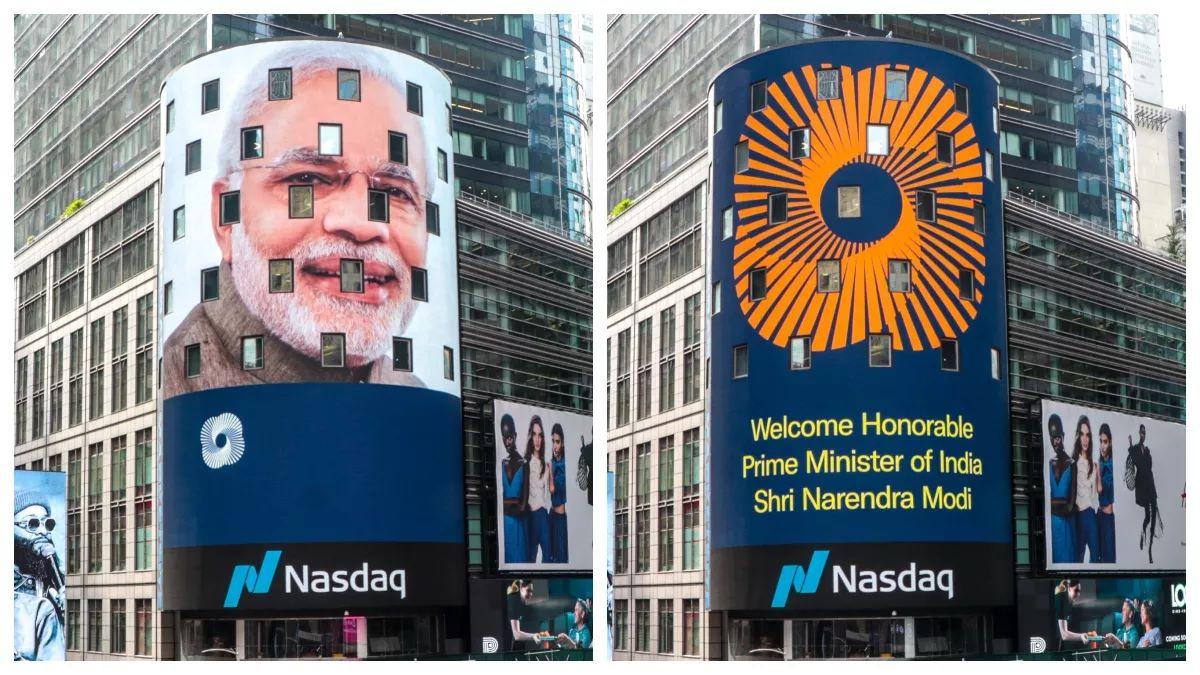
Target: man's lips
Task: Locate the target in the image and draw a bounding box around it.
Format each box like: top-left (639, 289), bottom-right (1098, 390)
top-left (299, 257), bottom-right (400, 303)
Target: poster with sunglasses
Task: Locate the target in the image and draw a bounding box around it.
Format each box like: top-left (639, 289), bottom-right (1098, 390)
top-left (494, 399), bottom-right (593, 571)
top-left (1040, 399), bottom-right (1185, 572)
top-left (14, 469), bottom-right (67, 661)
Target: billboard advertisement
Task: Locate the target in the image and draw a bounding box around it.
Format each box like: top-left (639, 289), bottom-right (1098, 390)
top-left (1040, 399), bottom-right (1185, 571)
top-left (14, 470), bottom-right (67, 661)
top-left (158, 39), bottom-right (465, 610)
top-left (1016, 576), bottom-right (1186, 653)
top-left (707, 39), bottom-right (1012, 611)
top-left (493, 400), bottom-right (593, 571)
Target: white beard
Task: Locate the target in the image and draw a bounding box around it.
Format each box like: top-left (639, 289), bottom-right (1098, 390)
top-left (230, 225), bottom-right (417, 365)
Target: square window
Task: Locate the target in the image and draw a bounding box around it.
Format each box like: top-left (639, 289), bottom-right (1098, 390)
top-left (241, 336), bottom-right (264, 370)
top-left (991, 347), bottom-right (1001, 380)
top-left (958, 269), bottom-right (974, 299)
top-left (268, 68), bottom-right (292, 101)
top-left (438, 149), bottom-right (448, 181)
top-left (368, 189), bottom-right (389, 222)
top-left (749, 268), bottom-right (768, 301)
top-left (916, 190), bottom-right (936, 222)
top-left (220, 191), bottom-right (240, 224)
top-left (768, 192), bottom-right (788, 224)
top-left (721, 207), bottom-right (734, 240)
top-left (954, 84), bottom-right (969, 113)
top-left (888, 259), bottom-right (911, 293)
top-left (185, 140), bottom-right (201, 174)
top-left (714, 101), bottom-right (724, 133)
top-left (184, 344), bottom-right (201, 378)
top-left (816, 260), bottom-right (840, 292)
top-left (712, 282), bottom-right (722, 315)
top-left (867, 124), bottom-right (889, 155)
top-left (200, 267), bottom-right (219, 302)
top-left (443, 347), bottom-right (455, 380)
top-left (201, 79), bottom-right (220, 114)
top-left (732, 344), bottom-right (749, 379)
top-left (817, 69), bottom-right (840, 100)
top-left (735, 141), bottom-right (749, 173)
top-left (936, 132), bottom-right (954, 164)
top-left (389, 131), bottom-right (408, 164)
top-left (941, 339), bottom-right (959, 371)
top-left (337, 69), bottom-right (361, 101)
top-left (340, 259), bottom-right (364, 293)
top-left (269, 259), bottom-right (293, 293)
top-left (165, 100), bottom-right (175, 133)
top-left (885, 70), bottom-right (907, 100)
top-left (412, 267), bottom-right (429, 301)
top-left (164, 282), bottom-right (173, 315)
top-left (241, 126), bottom-right (263, 160)
top-left (868, 334), bottom-right (892, 367)
top-left (838, 185), bottom-right (861, 218)
top-left (172, 206), bottom-right (185, 241)
top-left (392, 337), bottom-right (413, 371)
top-left (289, 185), bottom-right (314, 218)
top-left (318, 123), bottom-right (342, 155)
top-left (750, 80), bottom-right (768, 112)
top-left (321, 334), bottom-right (345, 368)
top-left (789, 336), bottom-right (812, 370)
top-left (789, 128), bottom-right (809, 159)
top-left (426, 201), bottom-right (440, 235)
top-left (407, 82), bottom-right (423, 115)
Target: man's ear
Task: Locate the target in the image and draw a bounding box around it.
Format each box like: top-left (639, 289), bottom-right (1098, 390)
top-left (211, 178), bottom-right (233, 263)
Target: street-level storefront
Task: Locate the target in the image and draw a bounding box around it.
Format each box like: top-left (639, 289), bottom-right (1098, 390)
top-left (726, 613), bottom-right (994, 660)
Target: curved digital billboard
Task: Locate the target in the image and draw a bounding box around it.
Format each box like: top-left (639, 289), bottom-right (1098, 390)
top-left (158, 39), bottom-right (464, 610)
top-left (707, 39), bottom-right (1012, 611)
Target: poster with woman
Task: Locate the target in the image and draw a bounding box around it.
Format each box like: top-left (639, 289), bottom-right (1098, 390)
top-left (1040, 399), bottom-right (1185, 571)
top-left (494, 399), bottom-right (592, 571)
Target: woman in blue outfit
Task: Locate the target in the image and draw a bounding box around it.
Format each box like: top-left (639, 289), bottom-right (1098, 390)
top-left (499, 414), bottom-right (529, 563)
top-left (549, 423), bottom-right (569, 564)
top-left (524, 416), bottom-right (552, 563)
top-left (1046, 414), bottom-right (1078, 563)
top-left (1072, 415), bottom-right (1102, 564)
top-left (1097, 423), bottom-right (1117, 563)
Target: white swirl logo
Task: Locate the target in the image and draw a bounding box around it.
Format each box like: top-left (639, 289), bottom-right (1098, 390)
top-left (200, 413), bottom-right (246, 469)
top-left (1030, 636), bottom-right (1047, 654)
top-left (481, 637), bottom-right (499, 653)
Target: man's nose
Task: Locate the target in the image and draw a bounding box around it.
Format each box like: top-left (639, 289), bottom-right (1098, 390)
top-left (322, 183), bottom-right (390, 244)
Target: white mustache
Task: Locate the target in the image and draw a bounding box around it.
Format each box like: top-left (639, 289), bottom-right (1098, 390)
top-left (290, 237), bottom-right (409, 279)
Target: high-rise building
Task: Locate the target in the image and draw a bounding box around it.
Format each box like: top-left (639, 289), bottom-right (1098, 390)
top-left (1128, 14), bottom-right (1186, 256)
top-left (13, 14), bottom-right (592, 661)
top-left (606, 14), bottom-right (1184, 660)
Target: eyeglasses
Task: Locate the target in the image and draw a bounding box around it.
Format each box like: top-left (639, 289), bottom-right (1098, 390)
top-left (15, 517), bottom-right (55, 532)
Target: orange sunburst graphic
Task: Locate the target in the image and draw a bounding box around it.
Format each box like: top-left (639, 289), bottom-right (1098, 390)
top-left (732, 64), bottom-right (987, 353)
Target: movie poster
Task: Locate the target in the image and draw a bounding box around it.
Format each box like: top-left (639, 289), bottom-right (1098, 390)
top-left (494, 400), bottom-right (593, 571)
top-left (1040, 399), bottom-right (1185, 572)
top-left (14, 469), bottom-right (67, 661)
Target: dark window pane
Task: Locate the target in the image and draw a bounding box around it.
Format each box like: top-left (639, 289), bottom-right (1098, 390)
top-left (368, 190), bottom-right (389, 222)
top-left (412, 267), bottom-right (428, 301)
top-left (289, 185), bottom-right (313, 218)
top-left (392, 338), bottom-right (412, 371)
top-left (202, 79), bottom-right (219, 113)
top-left (768, 192), bottom-right (787, 224)
top-left (321, 334), bottom-right (345, 368)
top-left (241, 127), bottom-right (263, 160)
top-left (185, 344), bottom-right (201, 378)
top-left (941, 340), bottom-right (959, 371)
top-left (340, 259), bottom-right (364, 293)
top-left (735, 141), bottom-right (749, 173)
top-left (407, 82), bottom-right (423, 115)
top-left (750, 80), bottom-right (767, 112)
top-left (269, 260), bottom-right (293, 293)
top-left (220, 191), bottom-right (240, 224)
top-left (426, 201), bottom-right (440, 235)
top-left (185, 140), bottom-right (201, 174)
top-left (201, 268), bottom-right (219, 302)
top-left (389, 132), bottom-right (408, 164)
top-left (749, 268), bottom-right (767, 301)
top-left (732, 345), bottom-right (748, 378)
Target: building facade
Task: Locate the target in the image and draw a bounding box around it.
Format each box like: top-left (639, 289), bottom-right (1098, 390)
top-left (607, 14), bottom-right (1183, 660)
top-left (13, 13), bottom-right (592, 661)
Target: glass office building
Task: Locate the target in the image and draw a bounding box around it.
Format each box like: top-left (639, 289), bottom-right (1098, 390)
top-left (14, 13), bottom-right (592, 660)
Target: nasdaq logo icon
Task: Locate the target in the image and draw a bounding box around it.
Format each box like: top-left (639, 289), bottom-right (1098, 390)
top-left (771, 550), bottom-right (830, 607)
top-left (224, 550), bottom-right (282, 608)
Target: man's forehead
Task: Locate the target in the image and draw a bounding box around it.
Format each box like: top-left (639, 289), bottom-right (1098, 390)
top-left (16, 504), bottom-right (48, 518)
